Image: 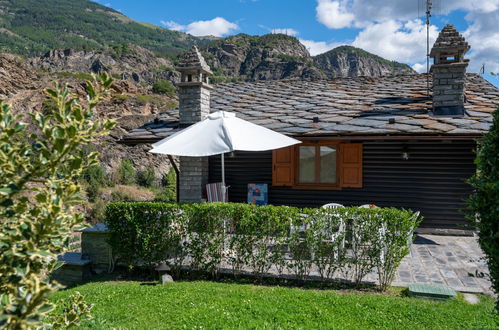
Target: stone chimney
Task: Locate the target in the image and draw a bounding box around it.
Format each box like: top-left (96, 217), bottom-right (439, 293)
top-left (176, 46), bottom-right (213, 126)
top-left (175, 46), bottom-right (213, 202)
top-left (430, 24), bottom-right (470, 117)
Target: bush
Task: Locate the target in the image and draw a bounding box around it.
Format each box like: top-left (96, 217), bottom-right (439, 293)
top-left (105, 203), bottom-right (420, 289)
top-left (0, 74), bottom-right (115, 328)
top-left (468, 108), bottom-right (499, 311)
top-left (117, 160), bottom-right (136, 185)
top-left (137, 166), bottom-right (156, 188)
top-left (153, 169), bottom-right (176, 202)
top-left (152, 80), bottom-right (175, 98)
top-left (82, 165), bottom-right (108, 201)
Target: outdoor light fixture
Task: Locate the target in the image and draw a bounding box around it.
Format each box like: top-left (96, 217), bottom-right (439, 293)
top-left (402, 145), bottom-right (409, 160)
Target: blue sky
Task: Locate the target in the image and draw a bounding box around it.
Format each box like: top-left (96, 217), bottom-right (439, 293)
top-left (95, 0), bottom-right (498, 86)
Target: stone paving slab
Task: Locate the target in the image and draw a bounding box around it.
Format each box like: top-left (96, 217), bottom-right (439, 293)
top-left (392, 234), bottom-right (492, 295)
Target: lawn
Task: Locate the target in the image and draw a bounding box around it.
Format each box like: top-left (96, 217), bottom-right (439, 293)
top-left (50, 281), bottom-right (497, 329)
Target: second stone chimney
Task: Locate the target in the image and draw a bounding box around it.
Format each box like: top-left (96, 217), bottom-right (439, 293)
top-left (430, 24), bottom-right (470, 117)
top-left (175, 46), bottom-right (213, 202)
top-left (176, 46), bottom-right (213, 126)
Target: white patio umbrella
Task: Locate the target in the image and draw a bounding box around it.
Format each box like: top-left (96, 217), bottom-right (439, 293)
top-left (149, 111), bottom-right (301, 201)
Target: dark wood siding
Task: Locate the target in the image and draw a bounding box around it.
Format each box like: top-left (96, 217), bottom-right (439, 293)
top-left (209, 140), bottom-right (477, 229)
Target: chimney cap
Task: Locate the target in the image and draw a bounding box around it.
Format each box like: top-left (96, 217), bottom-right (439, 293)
top-left (176, 46), bottom-right (213, 75)
top-left (430, 24), bottom-right (470, 57)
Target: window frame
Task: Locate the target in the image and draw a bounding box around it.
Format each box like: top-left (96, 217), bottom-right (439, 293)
top-left (294, 141), bottom-right (341, 190)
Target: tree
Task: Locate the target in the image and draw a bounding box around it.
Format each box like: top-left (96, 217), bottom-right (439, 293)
top-left (0, 74), bottom-right (115, 328)
top-left (468, 107), bottom-right (499, 312)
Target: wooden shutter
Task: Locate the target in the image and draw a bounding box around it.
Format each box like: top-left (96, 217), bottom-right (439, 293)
top-left (272, 146), bottom-right (295, 186)
top-left (340, 143), bottom-right (363, 188)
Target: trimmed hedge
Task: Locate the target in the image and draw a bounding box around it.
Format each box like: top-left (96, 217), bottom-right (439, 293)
top-left (105, 202), bottom-right (421, 289)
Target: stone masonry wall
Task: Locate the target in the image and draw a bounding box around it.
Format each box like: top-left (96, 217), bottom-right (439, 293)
top-left (81, 232), bottom-right (112, 272)
top-left (179, 156), bottom-right (209, 202)
top-left (179, 85), bottom-right (211, 125)
top-left (432, 63), bottom-right (467, 109)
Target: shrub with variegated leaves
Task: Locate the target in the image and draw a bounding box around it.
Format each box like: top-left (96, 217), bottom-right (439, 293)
top-left (0, 74), bottom-right (115, 328)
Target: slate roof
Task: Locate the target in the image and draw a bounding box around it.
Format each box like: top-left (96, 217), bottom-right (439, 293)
top-left (121, 73), bottom-right (498, 144)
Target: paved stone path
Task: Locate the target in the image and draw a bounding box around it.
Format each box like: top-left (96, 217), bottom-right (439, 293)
top-left (391, 234), bottom-right (492, 294)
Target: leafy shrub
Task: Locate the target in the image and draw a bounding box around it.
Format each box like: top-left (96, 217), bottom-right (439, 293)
top-left (468, 108), bottom-right (499, 311)
top-left (152, 80), bottom-right (176, 98)
top-left (82, 165), bottom-right (108, 201)
top-left (117, 159), bottom-right (136, 185)
top-left (137, 166), bottom-right (156, 188)
top-left (105, 202), bottom-right (420, 289)
top-left (0, 74), bottom-right (115, 327)
top-left (153, 169), bottom-right (177, 202)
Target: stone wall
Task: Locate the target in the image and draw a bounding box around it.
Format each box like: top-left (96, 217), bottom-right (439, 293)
top-left (179, 156), bottom-right (209, 202)
top-left (178, 84), bottom-right (211, 125)
top-left (79, 223), bottom-right (113, 273)
top-left (432, 63), bottom-right (467, 114)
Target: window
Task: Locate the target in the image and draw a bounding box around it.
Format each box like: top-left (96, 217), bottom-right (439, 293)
top-left (272, 142), bottom-right (362, 189)
top-left (298, 144), bottom-right (337, 185)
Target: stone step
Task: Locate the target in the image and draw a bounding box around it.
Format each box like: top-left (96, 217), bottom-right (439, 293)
top-left (408, 284), bottom-right (457, 300)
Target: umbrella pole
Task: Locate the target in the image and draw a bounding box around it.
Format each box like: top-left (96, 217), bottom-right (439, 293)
top-left (221, 153), bottom-right (226, 202)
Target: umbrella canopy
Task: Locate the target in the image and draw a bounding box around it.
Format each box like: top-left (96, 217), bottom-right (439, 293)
top-left (149, 111), bottom-right (301, 156)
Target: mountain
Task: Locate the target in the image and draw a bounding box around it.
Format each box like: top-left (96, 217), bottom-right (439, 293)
top-left (29, 44), bottom-right (179, 85)
top-left (314, 46), bottom-right (416, 78)
top-left (0, 0), bottom-right (415, 81)
top-left (0, 0), bottom-right (211, 57)
top-left (202, 34), bottom-right (325, 82)
top-left (200, 35), bottom-right (415, 82)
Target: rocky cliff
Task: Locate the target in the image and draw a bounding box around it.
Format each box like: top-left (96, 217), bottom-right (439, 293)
top-left (201, 35), bottom-right (414, 81)
top-left (314, 46), bottom-right (415, 78)
top-left (203, 34), bottom-right (325, 81)
top-left (29, 45), bottom-right (180, 85)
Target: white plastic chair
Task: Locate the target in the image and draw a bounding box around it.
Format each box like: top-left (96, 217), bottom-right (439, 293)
top-left (321, 203), bottom-right (346, 252)
top-left (321, 203), bottom-right (344, 209)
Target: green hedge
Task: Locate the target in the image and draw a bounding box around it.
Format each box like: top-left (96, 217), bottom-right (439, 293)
top-left (105, 202), bottom-right (421, 289)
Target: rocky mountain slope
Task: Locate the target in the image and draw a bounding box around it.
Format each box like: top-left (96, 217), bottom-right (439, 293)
top-left (201, 35), bottom-right (415, 82)
top-left (314, 46), bottom-right (415, 78)
top-left (0, 53), bottom-right (173, 181)
top-left (203, 34), bottom-right (325, 81)
top-left (0, 0), bottom-right (211, 57)
top-left (0, 0), bottom-right (415, 82)
top-left (29, 44), bottom-right (179, 85)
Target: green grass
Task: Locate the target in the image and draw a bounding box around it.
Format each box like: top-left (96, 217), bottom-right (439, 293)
top-left (50, 280), bottom-right (497, 329)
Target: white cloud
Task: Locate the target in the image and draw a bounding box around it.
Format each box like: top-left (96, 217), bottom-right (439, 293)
top-left (161, 17), bottom-right (239, 37)
top-left (316, 0), bottom-right (355, 29)
top-left (271, 28), bottom-right (298, 36)
top-left (315, 0), bottom-right (499, 28)
top-left (412, 62), bottom-right (426, 73)
top-left (160, 20), bottom-right (185, 31)
top-left (299, 39), bottom-right (343, 56)
top-left (352, 19), bottom-right (438, 65)
top-left (463, 8), bottom-right (499, 73)
top-left (313, 0), bottom-right (499, 72)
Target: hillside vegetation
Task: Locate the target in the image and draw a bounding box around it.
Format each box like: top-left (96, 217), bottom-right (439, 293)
top-left (0, 0), bottom-right (209, 57)
top-left (0, 0), bottom-right (414, 81)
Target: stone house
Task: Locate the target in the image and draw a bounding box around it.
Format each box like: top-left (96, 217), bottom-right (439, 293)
top-left (121, 25), bottom-right (498, 235)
